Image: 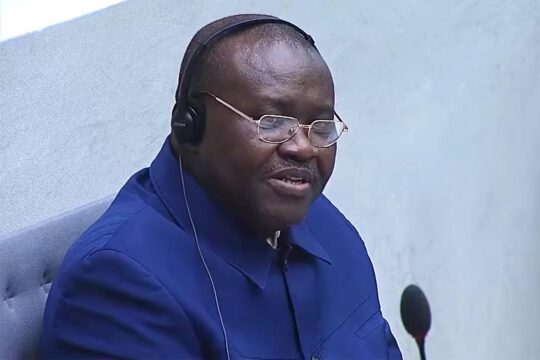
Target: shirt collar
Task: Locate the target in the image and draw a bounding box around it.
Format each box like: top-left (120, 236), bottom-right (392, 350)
top-left (149, 137), bottom-right (332, 289)
top-left (289, 222), bottom-right (333, 265)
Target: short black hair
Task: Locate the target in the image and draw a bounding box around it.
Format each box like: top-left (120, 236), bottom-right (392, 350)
top-left (175, 14), bottom-right (319, 103)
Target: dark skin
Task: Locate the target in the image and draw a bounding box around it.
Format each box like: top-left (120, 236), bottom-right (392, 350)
top-left (174, 34), bottom-right (336, 239)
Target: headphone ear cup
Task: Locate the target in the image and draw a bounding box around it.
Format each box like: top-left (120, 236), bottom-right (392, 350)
top-left (172, 103), bottom-right (195, 144)
top-left (187, 105), bottom-right (205, 145)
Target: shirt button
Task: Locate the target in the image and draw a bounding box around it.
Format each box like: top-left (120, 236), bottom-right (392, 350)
top-left (311, 356), bottom-right (320, 360)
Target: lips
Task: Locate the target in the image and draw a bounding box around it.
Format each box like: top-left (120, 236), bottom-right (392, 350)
top-left (266, 168), bottom-right (317, 198)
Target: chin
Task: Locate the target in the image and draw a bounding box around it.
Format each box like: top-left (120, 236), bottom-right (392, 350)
top-left (248, 185), bottom-right (319, 231)
top-left (262, 203), bottom-right (311, 230)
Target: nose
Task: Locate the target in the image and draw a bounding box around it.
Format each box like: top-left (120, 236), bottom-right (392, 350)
top-left (277, 127), bottom-right (318, 161)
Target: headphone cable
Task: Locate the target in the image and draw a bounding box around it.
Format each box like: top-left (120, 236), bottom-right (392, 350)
top-left (178, 156), bottom-right (231, 360)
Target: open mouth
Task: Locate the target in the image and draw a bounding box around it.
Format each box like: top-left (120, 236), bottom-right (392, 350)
top-left (266, 168), bottom-right (316, 198)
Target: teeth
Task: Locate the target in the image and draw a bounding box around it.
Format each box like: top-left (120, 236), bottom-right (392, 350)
top-left (280, 177), bottom-right (304, 184)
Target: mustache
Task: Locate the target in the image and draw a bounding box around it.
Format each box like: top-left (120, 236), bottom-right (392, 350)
top-left (263, 160), bottom-right (320, 182)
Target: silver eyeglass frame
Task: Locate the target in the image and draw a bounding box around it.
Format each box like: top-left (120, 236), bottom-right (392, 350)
top-left (201, 91), bottom-right (348, 148)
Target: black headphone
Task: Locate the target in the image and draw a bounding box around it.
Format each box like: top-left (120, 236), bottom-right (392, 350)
top-left (171, 15), bottom-right (318, 145)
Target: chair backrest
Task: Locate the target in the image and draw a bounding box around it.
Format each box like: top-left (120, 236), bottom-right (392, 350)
top-left (0, 196), bottom-right (113, 359)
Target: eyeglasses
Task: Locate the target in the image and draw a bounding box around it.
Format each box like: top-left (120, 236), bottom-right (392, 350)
top-left (201, 91), bottom-right (348, 148)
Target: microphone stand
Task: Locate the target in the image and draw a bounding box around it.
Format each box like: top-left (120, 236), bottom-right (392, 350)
top-left (416, 337), bottom-right (426, 360)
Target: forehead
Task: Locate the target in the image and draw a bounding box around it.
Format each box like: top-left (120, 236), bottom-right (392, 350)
top-left (208, 35), bottom-right (335, 111)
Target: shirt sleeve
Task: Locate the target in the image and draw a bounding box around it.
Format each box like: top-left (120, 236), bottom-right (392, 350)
top-left (41, 249), bottom-right (202, 359)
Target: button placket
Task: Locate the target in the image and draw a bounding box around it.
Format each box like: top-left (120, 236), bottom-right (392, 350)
top-left (281, 243), bottom-right (293, 273)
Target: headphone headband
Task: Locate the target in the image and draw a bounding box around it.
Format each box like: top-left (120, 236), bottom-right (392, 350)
top-left (172, 15), bottom-right (317, 145)
top-left (176, 16), bottom-right (316, 103)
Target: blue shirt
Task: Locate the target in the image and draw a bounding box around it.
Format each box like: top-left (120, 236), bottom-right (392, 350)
top-left (41, 138), bottom-right (401, 359)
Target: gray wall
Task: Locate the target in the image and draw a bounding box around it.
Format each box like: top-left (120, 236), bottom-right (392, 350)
top-left (1, 0), bottom-right (539, 358)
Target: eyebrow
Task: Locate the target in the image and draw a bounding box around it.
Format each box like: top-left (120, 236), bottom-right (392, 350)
top-left (256, 95), bottom-right (334, 116)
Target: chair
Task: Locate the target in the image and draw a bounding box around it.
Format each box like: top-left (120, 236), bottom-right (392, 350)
top-left (0, 196), bottom-right (113, 359)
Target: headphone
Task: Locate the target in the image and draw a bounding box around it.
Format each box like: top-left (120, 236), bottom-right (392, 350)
top-left (171, 15), bottom-right (318, 145)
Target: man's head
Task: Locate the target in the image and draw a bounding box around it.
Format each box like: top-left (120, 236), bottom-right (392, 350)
top-left (172, 15), bottom-right (340, 236)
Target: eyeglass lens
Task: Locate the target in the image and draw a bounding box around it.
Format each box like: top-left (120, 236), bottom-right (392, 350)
top-left (258, 116), bottom-right (344, 147)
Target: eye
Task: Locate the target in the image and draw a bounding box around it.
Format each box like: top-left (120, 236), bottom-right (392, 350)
top-left (259, 116), bottom-right (291, 130)
top-left (311, 121), bottom-right (336, 135)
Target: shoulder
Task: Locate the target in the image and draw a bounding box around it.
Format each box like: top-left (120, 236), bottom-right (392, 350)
top-left (60, 192), bottom-right (155, 268)
top-left (56, 172), bottom-right (199, 297)
top-left (63, 175), bottom-right (188, 265)
top-left (43, 183), bottom-right (201, 348)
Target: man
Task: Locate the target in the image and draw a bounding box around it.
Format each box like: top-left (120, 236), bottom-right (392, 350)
top-left (41, 14), bottom-right (401, 359)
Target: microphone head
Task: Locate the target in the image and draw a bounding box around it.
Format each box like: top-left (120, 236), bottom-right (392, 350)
top-left (400, 284), bottom-right (431, 340)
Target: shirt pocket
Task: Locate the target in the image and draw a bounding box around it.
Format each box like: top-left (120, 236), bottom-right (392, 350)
top-left (314, 300), bottom-right (400, 359)
top-left (354, 310), bottom-right (385, 339)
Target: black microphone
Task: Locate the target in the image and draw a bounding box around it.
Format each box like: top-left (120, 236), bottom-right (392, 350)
top-left (400, 284), bottom-right (431, 360)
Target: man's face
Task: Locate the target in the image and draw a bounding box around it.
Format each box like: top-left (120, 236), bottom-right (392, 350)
top-left (192, 39), bottom-right (336, 234)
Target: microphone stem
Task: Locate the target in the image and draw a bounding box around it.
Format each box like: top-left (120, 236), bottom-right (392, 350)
top-left (416, 337), bottom-right (426, 360)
